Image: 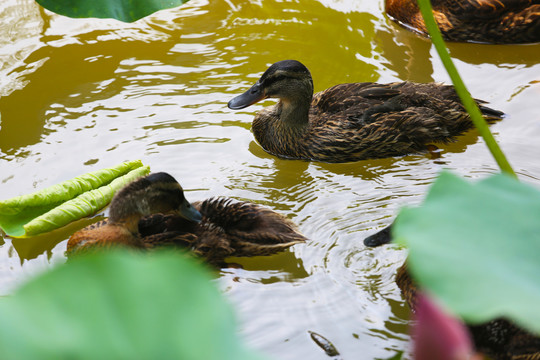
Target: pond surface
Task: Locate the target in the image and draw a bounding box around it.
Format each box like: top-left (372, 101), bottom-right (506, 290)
top-left (1, 0), bottom-right (539, 358)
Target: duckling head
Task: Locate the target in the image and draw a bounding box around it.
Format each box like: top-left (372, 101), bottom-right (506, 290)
top-left (108, 172), bottom-right (202, 226)
top-left (228, 60), bottom-right (314, 111)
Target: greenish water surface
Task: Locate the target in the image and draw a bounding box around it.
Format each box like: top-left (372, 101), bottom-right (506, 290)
top-left (0, 0), bottom-right (539, 358)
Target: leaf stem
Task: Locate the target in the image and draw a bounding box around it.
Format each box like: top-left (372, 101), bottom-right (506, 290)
top-left (415, 0), bottom-right (516, 177)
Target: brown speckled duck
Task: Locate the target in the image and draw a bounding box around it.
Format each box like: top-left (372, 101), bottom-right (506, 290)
top-left (228, 60), bottom-right (503, 163)
top-left (364, 225), bottom-right (540, 360)
top-left (385, 0), bottom-right (540, 44)
top-left (67, 172), bottom-right (306, 266)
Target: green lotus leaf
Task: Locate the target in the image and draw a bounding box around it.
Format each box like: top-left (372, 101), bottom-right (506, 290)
top-left (0, 161), bottom-right (150, 238)
top-left (0, 250), bottom-right (265, 360)
top-left (394, 171), bottom-right (540, 335)
top-left (36, 0), bottom-right (189, 23)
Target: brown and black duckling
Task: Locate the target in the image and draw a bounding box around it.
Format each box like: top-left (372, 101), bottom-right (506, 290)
top-left (67, 172), bottom-right (306, 266)
top-left (385, 0), bottom-right (540, 44)
top-left (227, 60), bottom-right (503, 163)
top-left (364, 225), bottom-right (540, 360)
top-left (66, 172), bottom-right (202, 255)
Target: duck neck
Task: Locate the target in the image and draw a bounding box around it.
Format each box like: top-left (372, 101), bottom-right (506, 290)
top-left (110, 213), bottom-right (142, 236)
top-left (276, 90), bottom-right (312, 128)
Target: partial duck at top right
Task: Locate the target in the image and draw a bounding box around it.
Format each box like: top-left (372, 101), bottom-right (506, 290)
top-left (385, 0), bottom-right (540, 44)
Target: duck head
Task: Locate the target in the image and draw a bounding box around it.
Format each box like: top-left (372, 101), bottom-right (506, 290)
top-left (108, 172), bottom-right (203, 225)
top-left (228, 60), bottom-right (314, 110)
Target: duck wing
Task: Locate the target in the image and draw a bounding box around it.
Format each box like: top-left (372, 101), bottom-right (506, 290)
top-left (439, 0), bottom-right (538, 19)
top-left (312, 83), bottom-right (400, 116)
top-left (307, 82), bottom-right (503, 161)
top-left (195, 198), bottom-right (306, 258)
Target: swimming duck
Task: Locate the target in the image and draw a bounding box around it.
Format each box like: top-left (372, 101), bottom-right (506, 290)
top-left (67, 172), bottom-right (306, 265)
top-left (228, 60), bottom-right (503, 163)
top-left (364, 226), bottom-right (540, 359)
top-left (385, 0), bottom-right (540, 44)
top-left (66, 172), bottom-right (202, 255)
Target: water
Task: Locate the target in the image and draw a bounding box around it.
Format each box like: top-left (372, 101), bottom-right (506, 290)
top-left (0, 0), bottom-right (539, 358)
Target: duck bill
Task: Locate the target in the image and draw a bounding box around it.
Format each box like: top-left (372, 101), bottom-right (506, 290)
top-left (179, 200), bottom-right (203, 223)
top-left (228, 82), bottom-right (267, 109)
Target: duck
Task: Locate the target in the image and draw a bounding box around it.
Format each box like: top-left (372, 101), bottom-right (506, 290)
top-left (364, 225), bottom-right (540, 359)
top-left (67, 172), bottom-right (306, 266)
top-left (385, 0), bottom-right (540, 44)
top-left (227, 60), bottom-right (503, 163)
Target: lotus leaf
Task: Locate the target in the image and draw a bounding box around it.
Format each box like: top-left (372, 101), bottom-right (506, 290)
top-left (394, 171), bottom-right (540, 335)
top-left (36, 0), bottom-right (189, 23)
top-left (0, 161), bottom-right (150, 237)
top-left (0, 250), bottom-right (265, 360)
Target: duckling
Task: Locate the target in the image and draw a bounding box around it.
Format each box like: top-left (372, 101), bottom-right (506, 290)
top-left (364, 226), bottom-right (540, 359)
top-left (228, 60), bottom-right (503, 163)
top-left (385, 0), bottom-right (540, 44)
top-left (67, 172), bottom-right (306, 265)
top-left (138, 197), bottom-right (307, 267)
top-left (66, 172), bottom-right (202, 255)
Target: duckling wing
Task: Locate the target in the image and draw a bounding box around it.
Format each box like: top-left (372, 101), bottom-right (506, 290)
top-left (195, 198), bottom-right (306, 258)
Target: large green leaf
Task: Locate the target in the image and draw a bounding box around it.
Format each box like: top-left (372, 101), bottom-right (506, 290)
top-left (0, 161), bottom-right (150, 237)
top-left (35, 0), bottom-right (189, 23)
top-left (394, 171), bottom-right (540, 335)
top-left (0, 250), bottom-right (264, 360)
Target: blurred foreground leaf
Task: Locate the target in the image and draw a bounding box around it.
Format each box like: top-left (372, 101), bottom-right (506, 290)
top-left (0, 250), bottom-right (264, 360)
top-left (394, 171), bottom-right (540, 334)
top-left (0, 160), bottom-right (149, 237)
top-left (35, 0), bottom-right (189, 22)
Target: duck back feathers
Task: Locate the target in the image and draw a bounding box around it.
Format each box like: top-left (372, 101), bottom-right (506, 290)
top-left (385, 0), bottom-right (540, 43)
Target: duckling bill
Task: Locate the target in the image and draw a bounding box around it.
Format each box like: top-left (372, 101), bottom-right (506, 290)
top-left (228, 60), bottom-right (503, 163)
top-left (67, 172), bottom-right (306, 266)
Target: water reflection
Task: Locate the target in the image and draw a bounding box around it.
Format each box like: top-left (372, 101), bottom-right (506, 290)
top-left (8, 215), bottom-right (103, 262)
